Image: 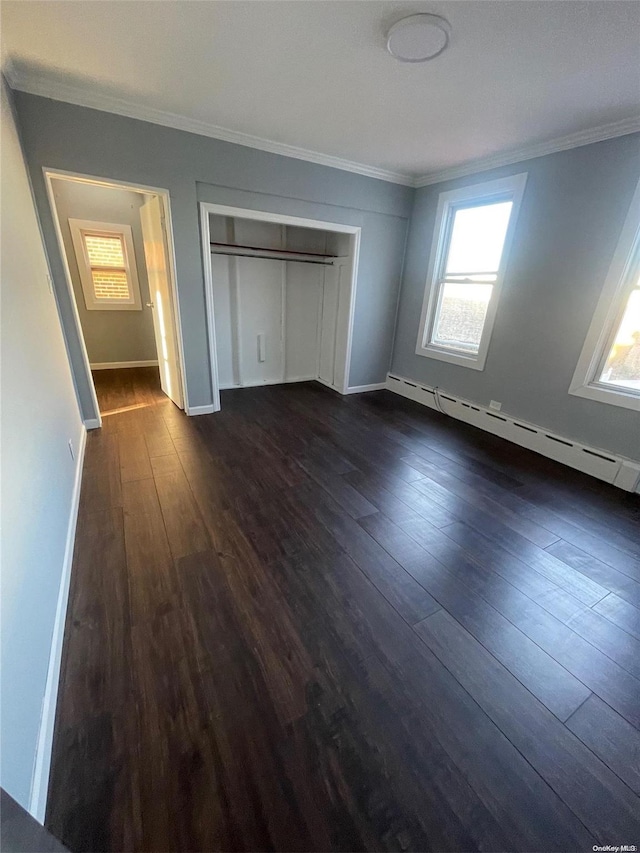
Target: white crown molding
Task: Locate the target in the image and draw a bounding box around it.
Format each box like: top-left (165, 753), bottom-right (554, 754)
top-left (6, 65), bottom-right (639, 191)
top-left (414, 115), bottom-right (640, 187)
top-left (6, 68), bottom-right (415, 186)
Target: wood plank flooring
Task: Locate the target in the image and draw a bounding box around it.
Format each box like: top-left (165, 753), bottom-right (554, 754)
top-left (47, 373), bottom-right (640, 852)
top-left (1, 789), bottom-right (69, 852)
top-left (92, 366), bottom-right (165, 416)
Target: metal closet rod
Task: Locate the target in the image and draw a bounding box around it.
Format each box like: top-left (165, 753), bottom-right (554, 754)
top-left (210, 241), bottom-right (337, 266)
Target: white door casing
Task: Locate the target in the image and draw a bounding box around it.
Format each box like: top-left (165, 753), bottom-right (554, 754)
top-left (140, 195), bottom-right (184, 408)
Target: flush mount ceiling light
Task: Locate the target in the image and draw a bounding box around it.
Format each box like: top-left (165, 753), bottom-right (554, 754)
top-left (386, 13), bottom-right (451, 63)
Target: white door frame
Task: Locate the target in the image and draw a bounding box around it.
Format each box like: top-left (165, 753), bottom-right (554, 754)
top-left (43, 167), bottom-right (188, 427)
top-left (199, 202), bottom-right (361, 411)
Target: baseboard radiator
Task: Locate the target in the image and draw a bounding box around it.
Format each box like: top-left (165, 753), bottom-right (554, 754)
top-left (386, 373), bottom-right (640, 493)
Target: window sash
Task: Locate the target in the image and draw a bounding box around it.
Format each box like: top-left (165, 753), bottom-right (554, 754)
top-left (82, 230), bottom-right (132, 302)
top-left (441, 273), bottom-right (498, 280)
top-left (426, 201), bottom-right (509, 352)
top-left (591, 285), bottom-right (640, 397)
top-left (441, 196), bottom-right (512, 273)
top-left (592, 241), bottom-right (640, 385)
top-left (83, 232), bottom-right (127, 268)
top-left (427, 280), bottom-right (494, 354)
top-left (415, 173), bottom-right (528, 371)
top-left (90, 265), bottom-right (128, 275)
top-left (69, 218), bottom-right (142, 312)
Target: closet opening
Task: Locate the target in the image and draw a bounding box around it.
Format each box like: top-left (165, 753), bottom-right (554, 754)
top-left (200, 203), bottom-right (361, 411)
top-left (44, 170), bottom-right (187, 426)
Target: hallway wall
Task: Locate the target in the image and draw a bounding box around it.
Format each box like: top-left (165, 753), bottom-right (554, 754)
top-left (0, 80), bottom-right (83, 813)
top-left (51, 179), bottom-right (156, 365)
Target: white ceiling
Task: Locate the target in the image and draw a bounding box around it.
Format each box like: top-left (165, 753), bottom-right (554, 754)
top-left (2, 1), bottom-right (639, 184)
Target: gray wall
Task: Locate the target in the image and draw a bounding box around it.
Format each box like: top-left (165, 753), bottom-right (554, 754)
top-left (392, 134), bottom-right (640, 460)
top-left (1, 82), bottom-right (84, 809)
top-left (15, 93), bottom-right (413, 419)
top-left (51, 179), bottom-right (156, 364)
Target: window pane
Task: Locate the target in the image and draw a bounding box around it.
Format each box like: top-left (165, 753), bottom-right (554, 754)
top-left (91, 269), bottom-right (131, 301)
top-left (598, 288), bottom-right (640, 392)
top-left (445, 274), bottom-right (497, 283)
top-left (431, 282), bottom-right (493, 353)
top-left (84, 234), bottom-right (126, 268)
top-left (445, 201), bottom-right (513, 274)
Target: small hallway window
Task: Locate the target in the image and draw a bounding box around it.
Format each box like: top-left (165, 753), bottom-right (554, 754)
top-left (69, 219), bottom-right (142, 310)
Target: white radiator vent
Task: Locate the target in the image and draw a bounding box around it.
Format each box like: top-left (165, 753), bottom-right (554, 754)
top-left (386, 374), bottom-right (640, 492)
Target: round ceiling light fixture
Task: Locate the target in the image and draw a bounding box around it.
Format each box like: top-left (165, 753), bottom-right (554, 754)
top-left (386, 13), bottom-right (450, 63)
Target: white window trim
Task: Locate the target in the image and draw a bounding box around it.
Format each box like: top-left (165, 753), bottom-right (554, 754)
top-left (415, 172), bottom-right (528, 371)
top-left (569, 176), bottom-right (640, 413)
top-left (69, 218), bottom-right (142, 311)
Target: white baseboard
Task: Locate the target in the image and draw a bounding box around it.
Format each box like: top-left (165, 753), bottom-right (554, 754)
top-left (84, 417), bottom-right (101, 430)
top-left (386, 373), bottom-right (640, 492)
top-left (90, 360), bottom-right (159, 370)
top-left (29, 425), bottom-right (87, 822)
top-left (186, 403), bottom-right (215, 416)
top-left (345, 382), bottom-right (388, 394)
top-left (219, 376), bottom-right (317, 391)
top-left (614, 461), bottom-right (640, 493)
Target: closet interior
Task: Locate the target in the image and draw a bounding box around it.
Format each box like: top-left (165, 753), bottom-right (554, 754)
top-left (209, 214), bottom-right (356, 393)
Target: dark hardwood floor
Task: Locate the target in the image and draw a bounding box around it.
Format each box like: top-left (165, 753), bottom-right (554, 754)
top-left (47, 373), bottom-right (640, 852)
top-left (2, 789), bottom-right (69, 852)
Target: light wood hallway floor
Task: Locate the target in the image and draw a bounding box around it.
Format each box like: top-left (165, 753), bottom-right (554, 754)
top-left (92, 366), bottom-right (165, 417)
